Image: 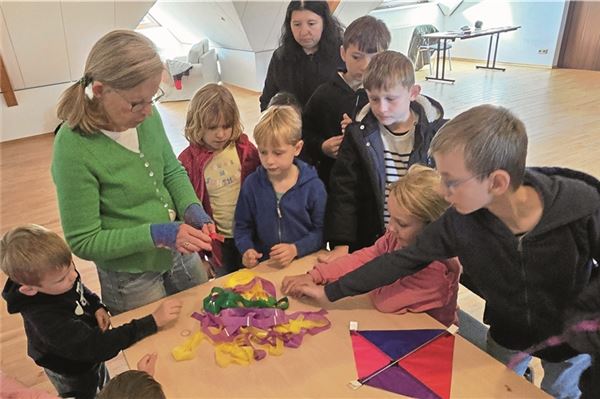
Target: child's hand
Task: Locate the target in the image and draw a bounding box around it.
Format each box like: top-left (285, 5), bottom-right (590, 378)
top-left (95, 308), bottom-right (111, 332)
top-left (340, 113), bottom-right (352, 134)
top-left (317, 245), bottom-right (349, 264)
top-left (152, 298), bottom-right (183, 328)
top-left (281, 273), bottom-right (314, 296)
top-left (294, 282), bottom-right (330, 304)
top-left (176, 224), bottom-right (212, 253)
top-left (137, 352), bottom-right (158, 376)
top-left (269, 243), bottom-right (297, 267)
top-left (321, 135), bottom-right (344, 159)
top-left (242, 249), bottom-right (263, 268)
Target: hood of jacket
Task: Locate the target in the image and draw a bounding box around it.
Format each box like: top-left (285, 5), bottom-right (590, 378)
top-left (3, 275), bottom-right (83, 316)
top-left (254, 157), bottom-right (320, 189)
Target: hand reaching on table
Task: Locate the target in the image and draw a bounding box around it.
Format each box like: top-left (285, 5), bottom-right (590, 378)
top-left (242, 249), bottom-right (263, 268)
top-left (137, 352), bottom-right (158, 376)
top-left (95, 307), bottom-right (111, 332)
top-left (152, 298), bottom-right (183, 328)
top-left (292, 281), bottom-right (330, 305)
top-left (281, 273), bottom-right (314, 297)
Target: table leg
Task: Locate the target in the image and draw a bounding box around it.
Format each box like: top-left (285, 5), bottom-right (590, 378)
top-left (426, 38), bottom-right (455, 83)
top-left (476, 33), bottom-right (506, 71)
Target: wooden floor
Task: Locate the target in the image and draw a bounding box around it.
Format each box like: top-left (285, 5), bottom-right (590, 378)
top-left (1, 60), bottom-right (599, 395)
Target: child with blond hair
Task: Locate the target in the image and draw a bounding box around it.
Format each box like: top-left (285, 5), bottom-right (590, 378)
top-left (0, 225), bottom-right (182, 399)
top-left (234, 105), bottom-right (327, 268)
top-left (296, 104), bottom-right (600, 398)
top-left (282, 164), bottom-right (460, 326)
top-left (179, 84), bottom-right (260, 276)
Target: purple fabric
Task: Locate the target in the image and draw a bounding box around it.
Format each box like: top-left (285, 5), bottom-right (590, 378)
top-left (367, 365), bottom-right (440, 399)
top-left (360, 329), bottom-right (446, 360)
top-left (232, 277), bottom-right (277, 297)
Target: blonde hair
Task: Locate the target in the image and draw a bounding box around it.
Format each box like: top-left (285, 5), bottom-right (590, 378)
top-left (389, 165), bottom-right (449, 224)
top-left (0, 225), bottom-right (72, 286)
top-left (253, 105), bottom-right (302, 147)
top-left (184, 84), bottom-right (243, 146)
top-left (363, 50), bottom-right (415, 91)
top-left (429, 104), bottom-right (528, 189)
top-left (56, 30), bottom-right (164, 135)
top-left (97, 370), bottom-right (165, 399)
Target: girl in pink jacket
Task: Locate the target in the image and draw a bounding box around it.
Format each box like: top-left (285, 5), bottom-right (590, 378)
top-left (282, 164), bottom-right (461, 326)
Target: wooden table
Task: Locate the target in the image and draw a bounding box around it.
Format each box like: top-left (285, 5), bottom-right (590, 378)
top-left (112, 252), bottom-right (548, 398)
top-left (424, 26), bottom-right (521, 83)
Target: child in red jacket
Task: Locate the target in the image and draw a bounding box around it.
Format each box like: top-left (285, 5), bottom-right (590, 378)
top-left (282, 164), bottom-right (460, 326)
top-left (179, 84), bottom-right (260, 276)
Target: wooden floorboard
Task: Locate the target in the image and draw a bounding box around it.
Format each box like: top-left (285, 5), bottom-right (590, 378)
top-left (1, 60), bottom-right (599, 394)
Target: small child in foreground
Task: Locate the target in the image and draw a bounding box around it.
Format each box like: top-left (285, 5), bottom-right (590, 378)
top-left (0, 225), bottom-right (182, 399)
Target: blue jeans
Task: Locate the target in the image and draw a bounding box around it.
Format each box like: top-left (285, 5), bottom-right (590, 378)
top-left (97, 251), bottom-right (208, 315)
top-left (487, 332), bottom-right (591, 398)
top-left (44, 362), bottom-right (109, 399)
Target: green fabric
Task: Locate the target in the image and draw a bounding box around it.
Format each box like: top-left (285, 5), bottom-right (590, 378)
top-left (51, 109), bottom-right (200, 273)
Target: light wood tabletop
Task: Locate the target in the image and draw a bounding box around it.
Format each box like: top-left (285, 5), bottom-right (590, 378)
top-left (111, 252), bottom-right (549, 398)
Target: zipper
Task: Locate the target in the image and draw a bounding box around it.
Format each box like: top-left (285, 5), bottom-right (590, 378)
top-left (276, 199), bottom-right (282, 243)
top-left (516, 234), bottom-right (532, 329)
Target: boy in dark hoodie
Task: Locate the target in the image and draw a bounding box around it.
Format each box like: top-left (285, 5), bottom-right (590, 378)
top-left (296, 105), bottom-right (600, 398)
top-left (234, 105), bottom-right (326, 269)
top-left (0, 224), bottom-right (183, 399)
top-left (324, 50), bottom-right (446, 260)
top-left (301, 15), bottom-right (391, 188)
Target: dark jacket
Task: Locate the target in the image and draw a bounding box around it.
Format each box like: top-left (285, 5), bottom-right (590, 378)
top-left (259, 46), bottom-right (344, 111)
top-left (234, 159), bottom-right (327, 260)
top-left (178, 134), bottom-right (260, 266)
top-left (325, 168), bottom-right (600, 362)
top-left (2, 274), bottom-right (157, 375)
top-left (301, 72), bottom-right (369, 188)
top-left (325, 95), bottom-right (446, 252)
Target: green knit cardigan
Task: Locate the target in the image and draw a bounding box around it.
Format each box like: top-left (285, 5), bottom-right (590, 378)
top-left (51, 110), bottom-right (199, 273)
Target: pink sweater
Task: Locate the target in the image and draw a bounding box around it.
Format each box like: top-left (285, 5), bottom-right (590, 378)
top-left (309, 230), bottom-right (461, 326)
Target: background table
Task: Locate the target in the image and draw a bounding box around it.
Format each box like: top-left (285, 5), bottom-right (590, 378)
top-left (424, 26), bottom-right (521, 83)
top-left (112, 252), bottom-right (548, 398)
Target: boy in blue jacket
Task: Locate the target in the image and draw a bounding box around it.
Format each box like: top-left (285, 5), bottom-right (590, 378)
top-left (235, 105), bottom-right (326, 268)
top-left (297, 105), bottom-right (600, 398)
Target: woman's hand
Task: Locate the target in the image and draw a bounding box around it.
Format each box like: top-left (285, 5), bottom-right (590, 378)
top-left (281, 273), bottom-right (314, 296)
top-left (176, 224), bottom-right (212, 253)
top-left (269, 243), bottom-right (297, 268)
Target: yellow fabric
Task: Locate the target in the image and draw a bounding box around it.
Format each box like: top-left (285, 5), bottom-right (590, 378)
top-left (171, 332), bottom-right (206, 361)
top-left (223, 270), bottom-right (271, 301)
top-left (204, 144), bottom-right (241, 237)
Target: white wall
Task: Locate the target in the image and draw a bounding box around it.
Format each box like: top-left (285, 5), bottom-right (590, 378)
top-left (441, 0), bottom-right (568, 66)
top-left (0, 1), bottom-right (152, 142)
top-left (370, 2), bottom-right (445, 54)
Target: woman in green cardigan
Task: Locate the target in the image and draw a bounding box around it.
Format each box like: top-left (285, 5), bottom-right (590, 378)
top-left (52, 30), bottom-right (213, 314)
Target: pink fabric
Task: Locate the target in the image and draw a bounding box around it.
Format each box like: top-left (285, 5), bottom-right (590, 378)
top-left (309, 229), bottom-right (461, 326)
top-left (178, 134), bottom-right (260, 266)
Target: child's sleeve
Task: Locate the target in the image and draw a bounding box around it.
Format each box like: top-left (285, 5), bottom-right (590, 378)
top-left (28, 309), bottom-right (157, 364)
top-left (310, 233), bottom-right (389, 283)
top-left (369, 259), bottom-right (459, 315)
top-left (565, 274), bottom-right (600, 354)
top-left (324, 212), bottom-right (457, 302)
top-left (293, 179), bottom-right (327, 257)
top-left (82, 284), bottom-right (107, 313)
top-left (234, 179), bottom-right (257, 255)
top-left (324, 132), bottom-right (361, 247)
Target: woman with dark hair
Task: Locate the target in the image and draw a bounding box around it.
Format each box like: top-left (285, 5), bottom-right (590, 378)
top-left (259, 0), bottom-right (344, 111)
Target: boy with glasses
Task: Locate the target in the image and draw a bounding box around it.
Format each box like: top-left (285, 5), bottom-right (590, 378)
top-left (296, 104), bottom-right (600, 398)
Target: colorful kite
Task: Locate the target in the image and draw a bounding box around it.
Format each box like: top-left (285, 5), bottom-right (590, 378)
top-left (349, 325), bottom-right (456, 399)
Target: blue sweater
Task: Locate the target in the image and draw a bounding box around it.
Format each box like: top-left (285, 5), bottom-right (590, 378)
top-left (234, 159), bottom-right (326, 260)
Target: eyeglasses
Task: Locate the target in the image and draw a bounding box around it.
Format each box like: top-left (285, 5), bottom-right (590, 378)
top-left (441, 173), bottom-right (488, 191)
top-left (112, 87), bottom-right (164, 113)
